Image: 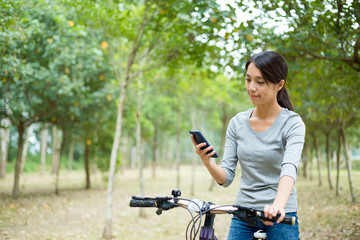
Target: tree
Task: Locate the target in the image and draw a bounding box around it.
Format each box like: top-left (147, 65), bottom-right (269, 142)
top-left (291, 58), bottom-right (359, 201)
top-left (74, 0), bottom-right (237, 237)
top-left (244, 0), bottom-right (360, 71)
top-left (0, 1), bottom-right (67, 197)
top-left (0, 0), bottom-right (107, 197)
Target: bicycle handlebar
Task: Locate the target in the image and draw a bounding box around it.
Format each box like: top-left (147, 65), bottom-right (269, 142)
top-left (129, 192), bottom-right (295, 226)
top-left (256, 210), bottom-right (295, 225)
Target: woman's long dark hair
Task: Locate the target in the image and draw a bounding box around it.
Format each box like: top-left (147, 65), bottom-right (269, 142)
top-left (245, 51), bottom-right (294, 111)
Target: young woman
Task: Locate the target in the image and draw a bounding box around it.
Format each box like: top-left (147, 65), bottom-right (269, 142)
top-left (191, 51), bottom-right (305, 240)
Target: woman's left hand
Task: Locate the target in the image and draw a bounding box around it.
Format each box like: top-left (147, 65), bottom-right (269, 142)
top-left (262, 205), bottom-right (286, 225)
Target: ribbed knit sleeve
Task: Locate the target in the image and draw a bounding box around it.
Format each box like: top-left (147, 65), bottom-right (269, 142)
top-left (280, 115), bottom-right (306, 182)
top-left (220, 116), bottom-right (239, 188)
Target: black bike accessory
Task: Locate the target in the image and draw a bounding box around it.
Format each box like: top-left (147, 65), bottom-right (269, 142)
top-left (131, 196), bottom-right (154, 200)
top-left (172, 189), bottom-right (181, 198)
top-left (256, 211), bottom-right (295, 225)
top-left (232, 205), bottom-right (258, 227)
top-left (131, 196), bottom-right (174, 201)
top-left (130, 195), bottom-right (177, 212)
top-left (156, 199), bottom-right (178, 211)
top-left (129, 199), bottom-right (156, 208)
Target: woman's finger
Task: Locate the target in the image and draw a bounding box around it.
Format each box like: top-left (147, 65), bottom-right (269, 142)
top-left (195, 142), bottom-right (207, 152)
top-left (276, 209), bottom-right (286, 224)
top-left (261, 220), bottom-right (274, 226)
top-left (263, 205), bottom-right (269, 218)
top-left (190, 135), bottom-right (197, 146)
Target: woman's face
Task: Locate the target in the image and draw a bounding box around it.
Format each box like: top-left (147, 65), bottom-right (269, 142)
top-left (245, 62), bottom-right (283, 107)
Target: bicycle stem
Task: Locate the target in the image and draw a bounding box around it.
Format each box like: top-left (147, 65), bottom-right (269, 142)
top-left (200, 213), bottom-right (218, 240)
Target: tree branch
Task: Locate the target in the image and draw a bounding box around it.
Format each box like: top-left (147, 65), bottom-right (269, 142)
top-left (353, 37), bottom-right (360, 65)
top-left (128, 59), bottom-right (168, 81)
top-left (306, 50), bottom-right (360, 72)
top-left (124, 0), bottom-right (150, 84)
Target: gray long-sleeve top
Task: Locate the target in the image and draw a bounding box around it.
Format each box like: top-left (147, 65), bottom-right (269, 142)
top-left (220, 108), bottom-right (305, 212)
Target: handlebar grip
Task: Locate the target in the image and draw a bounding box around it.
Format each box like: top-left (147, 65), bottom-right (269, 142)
top-left (129, 199), bottom-right (156, 208)
top-left (256, 211), bottom-right (296, 225)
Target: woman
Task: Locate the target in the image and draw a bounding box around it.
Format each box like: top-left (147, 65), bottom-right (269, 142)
top-left (191, 51), bottom-right (305, 240)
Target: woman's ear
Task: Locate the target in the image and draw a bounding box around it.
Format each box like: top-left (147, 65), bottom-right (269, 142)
top-left (278, 80), bottom-right (285, 91)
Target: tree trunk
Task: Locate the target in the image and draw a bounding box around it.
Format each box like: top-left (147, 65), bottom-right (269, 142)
top-left (118, 138), bottom-right (124, 175)
top-left (103, 1), bottom-right (150, 237)
top-left (340, 123), bottom-right (357, 203)
top-left (40, 124), bottom-right (48, 174)
top-left (209, 103), bottom-right (227, 191)
top-left (52, 125), bottom-right (58, 174)
top-left (130, 146), bottom-right (136, 169)
top-left (103, 81), bottom-right (127, 239)
top-left (175, 110), bottom-right (181, 189)
top-left (136, 108), bottom-right (146, 218)
top-left (120, 137), bottom-right (129, 170)
top-left (20, 128), bottom-right (30, 174)
top-left (135, 77), bottom-right (146, 217)
top-left (84, 140), bottom-right (91, 189)
top-left (54, 129), bottom-right (63, 195)
top-left (68, 135), bottom-right (75, 170)
top-left (309, 143), bottom-right (313, 181)
top-left (0, 118), bottom-right (11, 179)
top-left (13, 123), bottom-right (25, 198)
top-left (325, 131), bottom-right (333, 190)
top-left (190, 111), bottom-right (197, 196)
top-left (335, 130), bottom-right (341, 196)
top-left (313, 137), bottom-right (322, 186)
top-left (191, 154), bottom-right (195, 196)
top-left (302, 143), bottom-right (309, 179)
top-left (152, 127), bottom-right (158, 179)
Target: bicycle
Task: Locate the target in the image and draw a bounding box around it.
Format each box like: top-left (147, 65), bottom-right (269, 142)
top-left (129, 189), bottom-right (295, 240)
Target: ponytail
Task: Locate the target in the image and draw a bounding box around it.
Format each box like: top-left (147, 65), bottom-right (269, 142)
top-left (277, 87), bottom-right (293, 111)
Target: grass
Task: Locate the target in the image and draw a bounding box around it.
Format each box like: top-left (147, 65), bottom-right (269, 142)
top-left (0, 165), bottom-right (359, 239)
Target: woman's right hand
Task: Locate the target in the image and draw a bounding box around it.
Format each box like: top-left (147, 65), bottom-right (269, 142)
top-left (190, 134), bottom-right (226, 185)
top-left (190, 135), bottom-right (217, 164)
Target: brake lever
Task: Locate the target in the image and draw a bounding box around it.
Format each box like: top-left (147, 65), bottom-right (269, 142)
top-left (231, 205), bottom-right (258, 226)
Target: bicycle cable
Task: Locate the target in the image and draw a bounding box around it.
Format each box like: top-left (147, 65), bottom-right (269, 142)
top-left (186, 213), bottom-right (201, 240)
top-left (178, 198), bottom-right (204, 240)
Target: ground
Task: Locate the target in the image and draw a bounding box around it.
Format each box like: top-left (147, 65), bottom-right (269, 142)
top-left (0, 166), bottom-right (359, 239)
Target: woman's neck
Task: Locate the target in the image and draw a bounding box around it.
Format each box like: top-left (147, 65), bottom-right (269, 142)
top-left (253, 103), bottom-right (283, 120)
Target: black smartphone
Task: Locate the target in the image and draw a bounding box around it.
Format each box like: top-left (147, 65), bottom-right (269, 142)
top-left (189, 130), bottom-right (218, 158)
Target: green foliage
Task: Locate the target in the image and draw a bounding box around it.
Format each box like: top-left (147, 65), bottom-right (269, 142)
top-left (0, 0), bottom-right (105, 126)
top-left (227, 0), bottom-right (360, 151)
top-left (1, 0), bottom-right (359, 175)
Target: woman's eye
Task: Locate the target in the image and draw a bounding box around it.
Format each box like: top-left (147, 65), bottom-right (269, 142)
top-left (258, 81), bottom-right (265, 85)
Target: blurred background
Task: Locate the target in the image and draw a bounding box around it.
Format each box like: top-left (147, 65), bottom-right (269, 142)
top-left (0, 0), bottom-right (359, 239)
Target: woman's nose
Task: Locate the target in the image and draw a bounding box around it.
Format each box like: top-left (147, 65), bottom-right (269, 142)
top-left (249, 82), bottom-right (256, 92)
